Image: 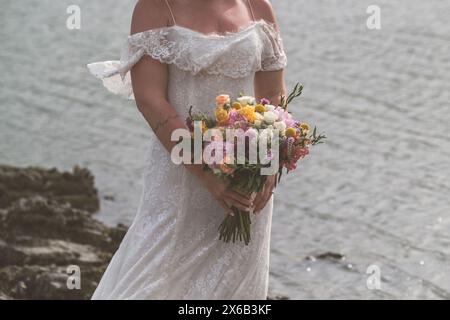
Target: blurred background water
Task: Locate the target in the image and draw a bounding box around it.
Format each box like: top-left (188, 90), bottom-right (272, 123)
top-left (1, 0), bottom-right (449, 299)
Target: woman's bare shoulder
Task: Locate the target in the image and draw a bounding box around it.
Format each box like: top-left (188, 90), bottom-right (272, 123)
top-left (131, 0), bottom-right (171, 34)
top-left (251, 0), bottom-right (277, 24)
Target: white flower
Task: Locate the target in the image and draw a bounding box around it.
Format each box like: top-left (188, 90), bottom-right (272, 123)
top-left (254, 112), bottom-right (264, 121)
top-left (273, 121), bottom-right (286, 132)
top-left (254, 119), bottom-right (262, 128)
top-left (237, 96), bottom-right (256, 106)
top-left (263, 111), bottom-right (277, 125)
top-left (265, 104), bottom-right (276, 111)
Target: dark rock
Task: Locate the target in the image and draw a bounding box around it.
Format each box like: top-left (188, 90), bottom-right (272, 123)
top-left (306, 251), bottom-right (345, 262)
top-left (102, 195), bottom-right (115, 201)
top-left (0, 165), bottom-right (99, 213)
top-left (0, 165), bottom-right (126, 300)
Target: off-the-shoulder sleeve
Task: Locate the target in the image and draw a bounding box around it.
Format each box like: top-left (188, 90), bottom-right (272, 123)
top-left (259, 22), bottom-right (288, 72)
top-left (87, 28), bottom-right (177, 100)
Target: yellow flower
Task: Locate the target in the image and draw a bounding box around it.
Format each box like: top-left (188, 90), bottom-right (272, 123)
top-left (300, 123), bottom-right (311, 132)
top-left (201, 121), bottom-right (208, 133)
top-left (238, 105), bottom-right (256, 123)
top-left (232, 102), bottom-right (242, 110)
top-left (255, 104), bottom-right (266, 113)
top-left (285, 127), bottom-right (297, 138)
top-left (215, 107), bottom-right (229, 124)
top-left (216, 94), bottom-right (230, 107)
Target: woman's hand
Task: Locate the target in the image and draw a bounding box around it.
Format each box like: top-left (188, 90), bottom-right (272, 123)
top-left (200, 171), bottom-right (254, 216)
top-left (253, 175), bottom-right (277, 214)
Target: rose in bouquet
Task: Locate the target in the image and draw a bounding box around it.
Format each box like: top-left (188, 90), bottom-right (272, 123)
top-left (185, 83), bottom-right (326, 245)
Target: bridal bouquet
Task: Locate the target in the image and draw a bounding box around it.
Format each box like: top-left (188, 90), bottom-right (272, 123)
top-left (185, 83), bottom-right (326, 245)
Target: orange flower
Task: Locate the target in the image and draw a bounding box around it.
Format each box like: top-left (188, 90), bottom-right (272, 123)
top-left (215, 107), bottom-right (229, 124)
top-left (216, 94), bottom-right (230, 107)
top-left (232, 102), bottom-right (242, 110)
top-left (238, 105), bottom-right (256, 123)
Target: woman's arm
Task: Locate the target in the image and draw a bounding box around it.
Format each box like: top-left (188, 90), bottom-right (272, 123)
top-left (255, 70), bottom-right (286, 106)
top-left (253, 0), bottom-right (286, 105)
top-left (130, 1), bottom-right (185, 156)
top-left (130, 0), bottom-right (253, 214)
top-left (251, 0), bottom-right (287, 213)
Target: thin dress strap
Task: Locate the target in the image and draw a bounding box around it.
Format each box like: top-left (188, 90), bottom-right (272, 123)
top-left (163, 0), bottom-right (177, 26)
top-left (246, 0), bottom-right (256, 22)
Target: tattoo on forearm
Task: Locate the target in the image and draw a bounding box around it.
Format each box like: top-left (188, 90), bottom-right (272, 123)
top-left (153, 114), bottom-right (179, 133)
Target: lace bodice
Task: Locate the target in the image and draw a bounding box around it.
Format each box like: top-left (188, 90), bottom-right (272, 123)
top-left (88, 19), bottom-right (287, 100)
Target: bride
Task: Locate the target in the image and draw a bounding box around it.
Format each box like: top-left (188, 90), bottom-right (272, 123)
top-left (87, 0), bottom-right (287, 299)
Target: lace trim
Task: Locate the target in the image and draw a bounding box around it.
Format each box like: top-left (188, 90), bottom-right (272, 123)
top-left (125, 27), bottom-right (180, 76)
top-left (87, 20), bottom-right (287, 99)
top-left (116, 19), bottom-right (286, 78)
top-left (124, 24), bottom-right (259, 79)
top-left (259, 21), bottom-right (288, 71)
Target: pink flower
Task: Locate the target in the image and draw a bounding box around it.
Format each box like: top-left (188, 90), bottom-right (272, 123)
top-left (284, 118), bottom-right (295, 127)
top-left (260, 98), bottom-right (270, 105)
top-left (286, 147), bottom-right (309, 170)
top-left (228, 110), bottom-right (246, 127)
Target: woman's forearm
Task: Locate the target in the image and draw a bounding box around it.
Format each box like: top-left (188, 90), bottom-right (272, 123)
top-left (254, 71), bottom-right (286, 106)
top-left (136, 98), bottom-right (206, 181)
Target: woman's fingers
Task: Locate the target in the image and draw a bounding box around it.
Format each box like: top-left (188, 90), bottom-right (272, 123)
top-left (225, 190), bottom-right (253, 207)
top-left (219, 176), bottom-right (278, 214)
top-left (218, 199), bottom-right (234, 216)
top-left (223, 194), bottom-right (252, 212)
top-left (224, 198), bottom-right (251, 212)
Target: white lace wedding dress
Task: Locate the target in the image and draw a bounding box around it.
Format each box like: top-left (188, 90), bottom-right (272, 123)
top-left (87, 18), bottom-right (287, 300)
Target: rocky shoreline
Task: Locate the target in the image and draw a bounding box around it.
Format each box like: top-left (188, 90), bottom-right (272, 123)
top-left (0, 165), bottom-right (289, 300)
top-left (0, 165), bottom-right (127, 299)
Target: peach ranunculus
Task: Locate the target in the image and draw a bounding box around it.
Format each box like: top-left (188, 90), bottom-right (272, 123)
top-left (216, 94), bottom-right (231, 107)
